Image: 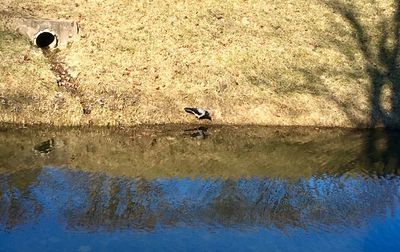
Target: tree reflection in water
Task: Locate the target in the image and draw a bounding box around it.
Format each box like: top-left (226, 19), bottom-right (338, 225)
top-left (0, 169), bottom-right (42, 229)
top-left (0, 168), bottom-right (398, 233)
top-left (1, 126), bottom-right (400, 238)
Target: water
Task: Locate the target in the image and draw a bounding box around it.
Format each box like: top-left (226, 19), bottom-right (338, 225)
top-left (1, 125), bottom-right (400, 251)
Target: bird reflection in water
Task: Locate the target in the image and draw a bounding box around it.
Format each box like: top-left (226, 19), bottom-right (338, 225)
top-left (184, 126), bottom-right (208, 140)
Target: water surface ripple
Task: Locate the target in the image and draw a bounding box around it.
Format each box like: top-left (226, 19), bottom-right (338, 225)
top-left (0, 126), bottom-right (399, 251)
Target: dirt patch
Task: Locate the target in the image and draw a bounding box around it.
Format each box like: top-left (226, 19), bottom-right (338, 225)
top-left (42, 49), bottom-right (91, 114)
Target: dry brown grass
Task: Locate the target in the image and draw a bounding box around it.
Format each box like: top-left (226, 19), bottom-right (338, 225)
top-left (0, 25), bottom-right (83, 125)
top-left (1, 0), bottom-right (399, 127)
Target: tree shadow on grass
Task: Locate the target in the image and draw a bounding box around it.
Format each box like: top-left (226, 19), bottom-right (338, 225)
top-left (0, 92), bottom-right (36, 116)
top-left (319, 0), bottom-right (400, 175)
top-left (325, 0), bottom-right (400, 126)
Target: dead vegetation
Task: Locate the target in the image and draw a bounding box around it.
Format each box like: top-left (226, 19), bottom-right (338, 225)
top-left (1, 0), bottom-right (399, 127)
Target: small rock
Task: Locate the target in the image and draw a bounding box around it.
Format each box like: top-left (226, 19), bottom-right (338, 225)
top-left (33, 139), bottom-right (55, 154)
top-left (82, 107), bottom-right (92, 114)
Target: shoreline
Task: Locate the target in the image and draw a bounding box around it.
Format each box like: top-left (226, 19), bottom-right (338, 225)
top-left (0, 121), bottom-right (389, 132)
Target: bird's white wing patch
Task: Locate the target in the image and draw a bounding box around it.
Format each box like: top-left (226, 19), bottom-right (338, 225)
top-left (197, 108), bottom-right (206, 117)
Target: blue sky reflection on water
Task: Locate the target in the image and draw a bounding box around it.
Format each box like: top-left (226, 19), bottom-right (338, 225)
top-left (1, 167), bottom-right (400, 252)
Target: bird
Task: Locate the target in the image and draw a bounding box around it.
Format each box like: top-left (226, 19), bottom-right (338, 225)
top-left (184, 107), bottom-right (212, 120)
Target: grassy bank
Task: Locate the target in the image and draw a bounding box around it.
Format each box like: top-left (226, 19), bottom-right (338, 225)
top-left (1, 0), bottom-right (400, 127)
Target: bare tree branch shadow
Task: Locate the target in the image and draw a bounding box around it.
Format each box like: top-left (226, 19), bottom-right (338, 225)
top-left (321, 0), bottom-right (400, 127)
top-left (318, 0), bottom-right (400, 175)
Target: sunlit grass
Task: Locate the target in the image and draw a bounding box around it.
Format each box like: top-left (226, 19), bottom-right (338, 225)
top-left (0, 0), bottom-right (398, 127)
top-left (0, 24), bottom-right (82, 125)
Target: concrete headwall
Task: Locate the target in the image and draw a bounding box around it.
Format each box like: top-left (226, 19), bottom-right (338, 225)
top-left (7, 18), bottom-right (79, 48)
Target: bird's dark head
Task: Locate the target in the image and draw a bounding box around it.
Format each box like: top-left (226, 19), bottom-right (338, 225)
top-left (202, 111), bottom-right (212, 121)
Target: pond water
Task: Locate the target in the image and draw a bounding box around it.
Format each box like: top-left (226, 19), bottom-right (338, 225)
top-left (1, 125), bottom-right (400, 251)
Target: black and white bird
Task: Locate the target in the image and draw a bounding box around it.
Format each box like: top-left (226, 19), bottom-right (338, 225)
top-left (184, 107), bottom-right (212, 120)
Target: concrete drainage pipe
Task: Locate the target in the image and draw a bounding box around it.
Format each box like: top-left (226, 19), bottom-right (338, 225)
top-left (33, 29), bottom-right (58, 48)
top-left (7, 18), bottom-right (79, 49)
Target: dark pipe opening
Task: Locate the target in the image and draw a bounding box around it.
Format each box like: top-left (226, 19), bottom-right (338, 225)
top-left (35, 32), bottom-right (56, 48)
